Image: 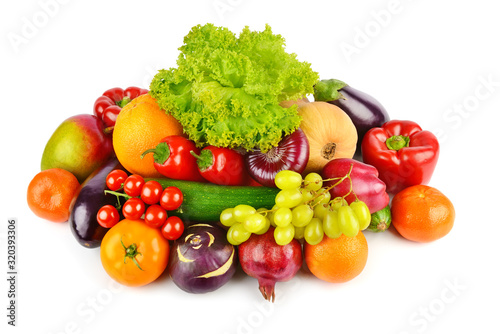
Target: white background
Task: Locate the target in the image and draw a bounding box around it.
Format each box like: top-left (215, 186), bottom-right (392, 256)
top-left (1, 0), bottom-right (499, 333)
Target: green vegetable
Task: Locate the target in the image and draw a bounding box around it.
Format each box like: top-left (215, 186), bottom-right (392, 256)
top-left (147, 178), bottom-right (280, 222)
top-left (368, 205), bottom-right (392, 232)
top-left (149, 23), bottom-right (319, 152)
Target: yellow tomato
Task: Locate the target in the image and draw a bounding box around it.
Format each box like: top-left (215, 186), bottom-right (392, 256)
top-left (100, 219), bottom-right (169, 287)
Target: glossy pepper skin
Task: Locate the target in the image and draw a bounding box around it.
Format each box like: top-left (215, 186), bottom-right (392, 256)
top-left (361, 120), bottom-right (439, 194)
top-left (192, 146), bottom-right (250, 186)
top-left (93, 87), bottom-right (148, 127)
top-left (322, 158), bottom-right (389, 214)
top-left (141, 135), bottom-right (206, 182)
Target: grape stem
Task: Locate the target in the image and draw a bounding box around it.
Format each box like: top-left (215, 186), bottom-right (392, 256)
top-left (305, 164), bottom-right (355, 206)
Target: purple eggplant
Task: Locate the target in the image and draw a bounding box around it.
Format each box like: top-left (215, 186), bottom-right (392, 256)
top-left (314, 79), bottom-right (390, 154)
top-left (169, 223), bottom-right (237, 294)
top-left (69, 158), bottom-right (124, 248)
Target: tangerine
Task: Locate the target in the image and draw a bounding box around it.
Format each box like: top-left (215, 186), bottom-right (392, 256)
top-left (391, 185), bottom-right (455, 243)
top-left (304, 232), bottom-right (368, 283)
top-left (27, 168), bottom-right (80, 223)
top-left (113, 94), bottom-right (184, 177)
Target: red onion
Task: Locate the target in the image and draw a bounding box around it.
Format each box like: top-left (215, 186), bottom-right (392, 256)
top-left (245, 128), bottom-right (309, 188)
top-left (169, 223), bottom-right (237, 293)
top-left (239, 227), bottom-right (302, 302)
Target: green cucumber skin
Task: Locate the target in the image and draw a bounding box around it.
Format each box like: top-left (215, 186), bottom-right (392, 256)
top-left (148, 178), bottom-right (280, 223)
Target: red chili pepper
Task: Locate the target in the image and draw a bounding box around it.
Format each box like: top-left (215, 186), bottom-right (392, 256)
top-left (191, 146), bottom-right (250, 186)
top-left (141, 136), bottom-right (206, 182)
top-left (361, 120), bottom-right (440, 194)
top-left (93, 87), bottom-right (148, 128)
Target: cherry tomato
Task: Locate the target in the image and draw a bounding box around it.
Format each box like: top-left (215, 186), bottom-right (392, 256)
top-left (123, 174), bottom-right (145, 197)
top-left (106, 169), bottom-right (128, 191)
top-left (97, 205), bottom-right (120, 228)
top-left (160, 186), bottom-right (184, 211)
top-left (122, 198), bottom-right (146, 220)
top-left (161, 216), bottom-right (184, 240)
top-left (141, 180), bottom-right (163, 205)
top-left (144, 205), bottom-right (168, 228)
top-left (100, 219), bottom-right (169, 287)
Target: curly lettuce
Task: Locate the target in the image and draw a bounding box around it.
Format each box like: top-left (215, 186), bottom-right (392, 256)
top-left (150, 23), bottom-right (319, 151)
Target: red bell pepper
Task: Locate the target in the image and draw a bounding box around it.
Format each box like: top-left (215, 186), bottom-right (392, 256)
top-left (141, 136), bottom-right (206, 182)
top-left (93, 87), bottom-right (148, 128)
top-left (361, 120), bottom-right (439, 194)
top-left (322, 158), bottom-right (390, 214)
top-left (191, 146), bottom-right (250, 186)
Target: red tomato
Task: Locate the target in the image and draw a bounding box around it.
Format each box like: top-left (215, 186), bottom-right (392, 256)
top-left (141, 180), bottom-right (163, 205)
top-left (123, 174), bottom-right (145, 197)
top-left (144, 205), bottom-right (168, 228)
top-left (159, 186), bottom-right (184, 211)
top-left (161, 216), bottom-right (184, 240)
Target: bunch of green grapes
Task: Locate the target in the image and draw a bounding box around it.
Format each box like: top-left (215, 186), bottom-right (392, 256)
top-left (269, 170), bottom-right (372, 245)
top-left (220, 170), bottom-right (371, 246)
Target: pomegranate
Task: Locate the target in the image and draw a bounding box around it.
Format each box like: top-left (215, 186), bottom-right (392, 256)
top-left (238, 227), bottom-right (302, 302)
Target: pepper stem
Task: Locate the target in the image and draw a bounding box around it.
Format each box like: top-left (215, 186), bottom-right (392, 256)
top-left (117, 96), bottom-right (131, 108)
top-left (386, 135), bottom-right (410, 151)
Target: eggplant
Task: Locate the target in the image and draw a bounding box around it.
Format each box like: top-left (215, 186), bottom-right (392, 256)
top-left (314, 79), bottom-right (390, 155)
top-left (69, 158), bottom-right (123, 248)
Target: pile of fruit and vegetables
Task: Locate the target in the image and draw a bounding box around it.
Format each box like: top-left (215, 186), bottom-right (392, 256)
top-left (27, 23), bottom-right (455, 301)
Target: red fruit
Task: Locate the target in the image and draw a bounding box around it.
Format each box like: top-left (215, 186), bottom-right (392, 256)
top-left (238, 227), bottom-right (302, 302)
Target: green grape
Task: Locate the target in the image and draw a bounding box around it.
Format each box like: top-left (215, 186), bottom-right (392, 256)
top-left (255, 217), bottom-right (271, 235)
top-left (291, 204), bottom-right (314, 227)
top-left (274, 207), bottom-right (293, 227)
top-left (300, 188), bottom-right (315, 204)
top-left (275, 189), bottom-right (302, 208)
top-left (312, 189), bottom-right (331, 205)
top-left (338, 206), bottom-right (360, 237)
top-left (304, 173), bottom-right (323, 191)
top-left (274, 224), bottom-right (295, 245)
top-left (220, 208), bottom-right (237, 227)
top-left (350, 201), bottom-right (371, 230)
top-left (233, 204), bottom-right (256, 223)
top-left (267, 205), bottom-right (279, 227)
top-left (294, 226), bottom-right (305, 240)
top-left (275, 170), bottom-right (303, 190)
top-left (313, 203), bottom-right (329, 220)
top-left (330, 197), bottom-right (348, 210)
top-left (228, 223), bottom-right (251, 244)
top-left (226, 229), bottom-right (241, 246)
top-left (304, 218), bottom-right (324, 245)
top-left (243, 213), bottom-right (267, 233)
top-left (323, 210), bottom-right (342, 239)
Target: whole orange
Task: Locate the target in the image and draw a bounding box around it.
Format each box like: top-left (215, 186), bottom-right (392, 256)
top-left (304, 232), bottom-right (368, 283)
top-left (27, 168), bottom-right (80, 223)
top-left (113, 94), bottom-right (184, 177)
top-left (391, 185), bottom-right (455, 242)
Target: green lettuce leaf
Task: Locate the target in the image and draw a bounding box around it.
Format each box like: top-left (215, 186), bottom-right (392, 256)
top-left (150, 23), bottom-right (319, 151)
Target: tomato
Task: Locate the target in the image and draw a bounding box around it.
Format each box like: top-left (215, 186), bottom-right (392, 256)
top-left (159, 186), bottom-right (183, 211)
top-left (122, 198), bottom-right (146, 220)
top-left (141, 180), bottom-right (163, 205)
top-left (161, 216), bottom-right (184, 240)
top-left (106, 169), bottom-right (128, 191)
top-left (144, 204), bottom-right (167, 228)
top-left (100, 219), bottom-right (169, 287)
top-left (97, 205), bottom-right (120, 228)
top-left (123, 174), bottom-right (145, 197)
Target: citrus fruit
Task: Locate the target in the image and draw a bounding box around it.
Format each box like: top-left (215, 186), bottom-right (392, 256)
top-left (27, 168), bottom-right (80, 223)
top-left (113, 94), bottom-right (184, 177)
top-left (391, 185), bottom-right (455, 242)
top-left (304, 232), bottom-right (368, 283)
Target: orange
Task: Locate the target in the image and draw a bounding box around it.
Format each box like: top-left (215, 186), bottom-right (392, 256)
top-left (27, 168), bottom-right (80, 223)
top-left (304, 232), bottom-right (368, 283)
top-left (391, 185), bottom-right (455, 243)
top-left (113, 94), bottom-right (184, 177)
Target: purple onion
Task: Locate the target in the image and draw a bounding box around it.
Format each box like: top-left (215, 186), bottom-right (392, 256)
top-left (244, 128), bottom-right (309, 188)
top-left (169, 223), bottom-right (236, 294)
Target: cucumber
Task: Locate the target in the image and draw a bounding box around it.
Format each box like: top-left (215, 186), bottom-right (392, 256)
top-left (148, 178), bottom-right (280, 223)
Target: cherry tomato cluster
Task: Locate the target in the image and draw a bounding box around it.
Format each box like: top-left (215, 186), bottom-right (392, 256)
top-left (96, 170), bottom-right (185, 240)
